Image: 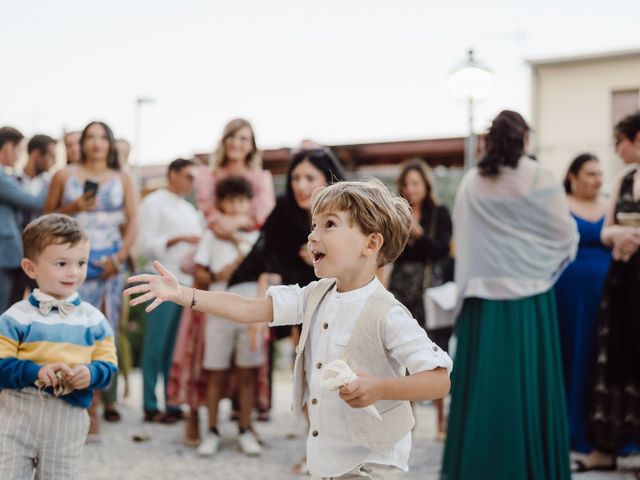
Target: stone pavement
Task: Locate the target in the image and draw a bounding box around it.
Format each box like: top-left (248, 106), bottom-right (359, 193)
top-left (79, 367), bottom-right (639, 480)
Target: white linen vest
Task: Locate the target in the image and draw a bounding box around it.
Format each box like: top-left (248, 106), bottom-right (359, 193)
top-left (291, 278), bottom-right (415, 452)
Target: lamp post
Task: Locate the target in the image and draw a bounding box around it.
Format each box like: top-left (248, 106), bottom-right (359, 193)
top-left (449, 49), bottom-right (493, 171)
top-left (133, 96), bottom-right (156, 188)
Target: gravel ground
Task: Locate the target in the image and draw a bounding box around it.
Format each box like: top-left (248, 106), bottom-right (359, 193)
top-left (79, 366), bottom-right (639, 480)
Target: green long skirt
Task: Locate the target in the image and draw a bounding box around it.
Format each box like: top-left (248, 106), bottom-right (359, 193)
top-left (441, 291), bottom-right (570, 480)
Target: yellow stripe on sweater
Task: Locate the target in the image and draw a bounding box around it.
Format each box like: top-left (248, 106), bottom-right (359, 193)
top-left (17, 339), bottom-right (117, 367)
top-left (93, 338), bottom-right (118, 366)
top-left (0, 335), bottom-right (19, 358)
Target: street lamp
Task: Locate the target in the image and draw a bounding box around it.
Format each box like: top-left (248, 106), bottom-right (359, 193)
top-left (449, 49), bottom-right (493, 171)
top-left (133, 96), bottom-right (156, 189)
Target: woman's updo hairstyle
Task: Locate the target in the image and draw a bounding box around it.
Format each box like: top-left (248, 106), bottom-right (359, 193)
top-left (478, 110), bottom-right (530, 177)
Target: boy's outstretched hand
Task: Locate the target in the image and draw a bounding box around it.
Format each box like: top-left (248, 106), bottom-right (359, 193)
top-left (124, 261), bottom-right (182, 312)
top-left (338, 370), bottom-right (383, 408)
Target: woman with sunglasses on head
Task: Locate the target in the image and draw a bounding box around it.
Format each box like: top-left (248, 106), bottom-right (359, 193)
top-left (44, 121), bottom-right (138, 440)
top-left (230, 143), bottom-right (347, 295)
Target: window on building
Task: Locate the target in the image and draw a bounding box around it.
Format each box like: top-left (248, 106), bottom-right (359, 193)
top-left (612, 89), bottom-right (640, 126)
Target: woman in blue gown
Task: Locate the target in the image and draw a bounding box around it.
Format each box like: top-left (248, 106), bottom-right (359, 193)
top-left (554, 153), bottom-right (610, 453)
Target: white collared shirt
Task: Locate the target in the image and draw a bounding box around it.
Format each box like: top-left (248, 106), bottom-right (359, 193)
top-left (137, 188), bottom-right (203, 284)
top-left (267, 277), bottom-right (453, 478)
top-left (16, 171), bottom-right (51, 197)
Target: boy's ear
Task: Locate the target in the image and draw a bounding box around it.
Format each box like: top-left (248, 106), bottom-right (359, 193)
top-left (21, 258), bottom-right (37, 280)
top-left (364, 232), bottom-right (384, 257)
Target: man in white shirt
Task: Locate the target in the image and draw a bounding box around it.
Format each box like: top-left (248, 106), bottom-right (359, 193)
top-left (137, 158), bottom-right (203, 422)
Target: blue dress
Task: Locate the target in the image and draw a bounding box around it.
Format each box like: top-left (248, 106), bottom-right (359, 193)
top-left (554, 213), bottom-right (611, 453)
top-left (62, 169), bottom-right (125, 333)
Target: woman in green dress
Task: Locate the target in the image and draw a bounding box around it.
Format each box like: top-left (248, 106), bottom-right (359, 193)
top-left (441, 110), bottom-right (578, 479)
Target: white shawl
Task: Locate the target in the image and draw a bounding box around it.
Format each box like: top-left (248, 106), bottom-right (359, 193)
top-left (453, 156), bottom-right (578, 301)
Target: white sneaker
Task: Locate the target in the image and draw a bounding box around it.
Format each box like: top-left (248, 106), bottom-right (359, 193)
top-left (197, 432), bottom-right (220, 456)
top-left (238, 430), bottom-right (262, 456)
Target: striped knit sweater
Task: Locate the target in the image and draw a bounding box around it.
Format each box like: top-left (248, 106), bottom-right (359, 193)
top-left (0, 291), bottom-right (117, 408)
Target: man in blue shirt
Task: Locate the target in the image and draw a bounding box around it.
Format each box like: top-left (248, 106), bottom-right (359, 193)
top-left (0, 127), bottom-right (45, 311)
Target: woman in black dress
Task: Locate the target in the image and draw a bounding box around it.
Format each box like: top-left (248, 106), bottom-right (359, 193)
top-left (230, 146), bottom-right (347, 298)
top-left (388, 158), bottom-right (452, 438)
top-left (575, 111), bottom-right (640, 472)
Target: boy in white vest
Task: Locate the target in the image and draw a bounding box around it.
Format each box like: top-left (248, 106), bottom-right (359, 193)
top-left (126, 179), bottom-right (453, 479)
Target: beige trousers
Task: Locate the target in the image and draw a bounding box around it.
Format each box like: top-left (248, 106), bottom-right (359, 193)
top-left (0, 388), bottom-right (89, 480)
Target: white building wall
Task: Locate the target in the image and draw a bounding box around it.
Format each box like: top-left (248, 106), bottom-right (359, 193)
top-left (530, 52), bottom-right (640, 192)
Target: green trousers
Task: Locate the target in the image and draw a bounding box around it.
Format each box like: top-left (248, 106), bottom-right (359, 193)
top-left (141, 301), bottom-right (182, 413)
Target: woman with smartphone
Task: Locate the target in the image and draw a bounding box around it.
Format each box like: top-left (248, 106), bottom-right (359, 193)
top-left (572, 111), bottom-right (640, 472)
top-left (44, 121), bottom-right (138, 439)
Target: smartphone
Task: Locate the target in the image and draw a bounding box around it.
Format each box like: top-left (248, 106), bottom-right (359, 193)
top-left (83, 180), bottom-right (99, 198)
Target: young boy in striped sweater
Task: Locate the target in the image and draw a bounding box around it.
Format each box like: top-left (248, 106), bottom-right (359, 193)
top-left (0, 213), bottom-right (117, 479)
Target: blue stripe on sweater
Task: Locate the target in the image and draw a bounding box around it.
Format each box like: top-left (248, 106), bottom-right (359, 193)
top-left (0, 314), bottom-right (112, 347)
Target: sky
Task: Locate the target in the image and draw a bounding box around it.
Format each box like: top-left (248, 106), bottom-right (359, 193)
top-left (2, 0), bottom-right (639, 165)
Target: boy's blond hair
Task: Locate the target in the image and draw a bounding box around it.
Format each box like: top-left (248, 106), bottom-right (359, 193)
top-left (22, 214), bottom-right (89, 261)
top-left (310, 179), bottom-right (412, 267)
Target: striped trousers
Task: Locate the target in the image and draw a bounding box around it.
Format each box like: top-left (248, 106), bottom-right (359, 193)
top-left (0, 388), bottom-right (89, 480)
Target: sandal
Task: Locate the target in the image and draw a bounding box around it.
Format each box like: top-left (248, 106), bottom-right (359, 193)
top-left (103, 408), bottom-right (122, 422)
top-left (571, 458), bottom-right (617, 473)
top-left (143, 409), bottom-right (164, 422)
top-left (159, 410), bottom-right (185, 424)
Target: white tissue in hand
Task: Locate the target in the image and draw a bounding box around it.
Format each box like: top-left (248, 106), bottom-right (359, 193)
top-left (321, 360), bottom-right (382, 420)
top-left (321, 359), bottom-right (357, 389)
